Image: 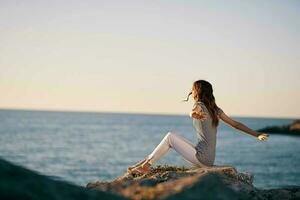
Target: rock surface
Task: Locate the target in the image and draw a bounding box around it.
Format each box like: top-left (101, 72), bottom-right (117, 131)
top-left (87, 164), bottom-right (300, 200)
top-left (0, 158), bottom-right (126, 200)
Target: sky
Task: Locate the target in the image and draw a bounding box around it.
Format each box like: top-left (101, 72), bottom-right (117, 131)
top-left (0, 0), bottom-right (299, 118)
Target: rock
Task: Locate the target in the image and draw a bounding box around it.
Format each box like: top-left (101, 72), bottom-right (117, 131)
top-left (256, 187), bottom-right (300, 200)
top-left (257, 119), bottom-right (300, 135)
top-left (0, 158), bottom-right (126, 200)
top-left (1, 156), bottom-right (297, 200)
top-left (87, 165), bottom-right (246, 199)
top-left (290, 120), bottom-right (300, 131)
top-left (86, 164), bottom-right (300, 200)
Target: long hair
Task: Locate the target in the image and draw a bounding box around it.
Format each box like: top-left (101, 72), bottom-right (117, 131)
top-left (183, 80), bottom-right (220, 128)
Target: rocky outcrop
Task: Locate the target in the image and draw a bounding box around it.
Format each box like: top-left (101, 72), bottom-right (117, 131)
top-left (0, 158), bottom-right (126, 200)
top-left (87, 165), bottom-right (300, 200)
top-left (1, 156), bottom-right (298, 200)
top-left (290, 120), bottom-right (300, 131)
top-left (257, 119), bottom-right (300, 135)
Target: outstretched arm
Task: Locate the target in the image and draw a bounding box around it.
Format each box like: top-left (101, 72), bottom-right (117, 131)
top-left (219, 111), bottom-right (269, 141)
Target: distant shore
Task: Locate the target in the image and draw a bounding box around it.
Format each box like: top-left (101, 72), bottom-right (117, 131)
top-left (257, 119), bottom-right (300, 136)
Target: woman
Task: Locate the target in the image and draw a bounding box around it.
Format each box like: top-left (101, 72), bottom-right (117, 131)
top-left (127, 80), bottom-right (269, 175)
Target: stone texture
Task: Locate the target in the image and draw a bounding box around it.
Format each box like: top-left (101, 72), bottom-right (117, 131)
top-left (87, 165), bottom-right (300, 200)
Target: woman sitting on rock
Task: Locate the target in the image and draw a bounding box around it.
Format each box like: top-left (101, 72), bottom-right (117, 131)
top-left (127, 80), bottom-right (269, 175)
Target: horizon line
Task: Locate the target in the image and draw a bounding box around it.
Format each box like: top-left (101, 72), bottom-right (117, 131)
top-left (0, 107), bottom-right (298, 120)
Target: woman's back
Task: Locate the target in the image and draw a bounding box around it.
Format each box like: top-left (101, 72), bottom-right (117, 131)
top-left (192, 101), bottom-right (223, 166)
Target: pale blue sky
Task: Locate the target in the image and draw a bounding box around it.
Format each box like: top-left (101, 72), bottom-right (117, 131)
top-left (0, 0), bottom-right (299, 118)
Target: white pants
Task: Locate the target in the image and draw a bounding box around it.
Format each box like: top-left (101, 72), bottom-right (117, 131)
top-left (146, 132), bottom-right (206, 167)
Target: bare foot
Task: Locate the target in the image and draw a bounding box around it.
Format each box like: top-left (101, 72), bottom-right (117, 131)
top-left (141, 161), bottom-right (151, 172)
top-left (127, 159), bottom-right (147, 173)
top-left (128, 160), bottom-right (152, 175)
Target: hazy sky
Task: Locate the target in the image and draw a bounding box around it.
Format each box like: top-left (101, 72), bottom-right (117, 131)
top-left (0, 0), bottom-right (299, 118)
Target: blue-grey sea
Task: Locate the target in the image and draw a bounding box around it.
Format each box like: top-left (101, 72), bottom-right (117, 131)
top-left (0, 109), bottom-right (299, 189)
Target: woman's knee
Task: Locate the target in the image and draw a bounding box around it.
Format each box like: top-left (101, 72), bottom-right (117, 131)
top-left (166, 132), bottom-right (180, 147)
top-left (167, 131), bottom-right (179, 136)
top-left (166, 131), bottom-right (177, 139)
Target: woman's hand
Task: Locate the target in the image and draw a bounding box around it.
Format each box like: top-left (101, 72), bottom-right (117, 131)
top-left (189, 111), bottom-right (208, 121)
top-left (257, 133), bottom-right (269, 141)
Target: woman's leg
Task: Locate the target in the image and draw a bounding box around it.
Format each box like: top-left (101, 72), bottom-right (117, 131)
top-left (145, 132), bottom-right (206, 167)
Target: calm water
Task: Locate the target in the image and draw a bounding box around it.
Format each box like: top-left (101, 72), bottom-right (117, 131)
top-left (0, 109), bottom-right (299, 189)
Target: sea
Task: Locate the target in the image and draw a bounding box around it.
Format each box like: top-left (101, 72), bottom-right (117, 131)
top-left (0, 109), bottom-right (299, 189)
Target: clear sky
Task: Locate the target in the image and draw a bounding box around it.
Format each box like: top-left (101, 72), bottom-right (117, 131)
top-left (0, 0), bottom-right (299, 118)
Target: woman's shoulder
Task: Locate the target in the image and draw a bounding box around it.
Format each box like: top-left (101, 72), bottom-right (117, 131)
top-left (194, 101), bottom-right (224, 115)
top-left (195, 101), bottom-right (205, 106)
top-left (193, 101), bottom-right (205, 109)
